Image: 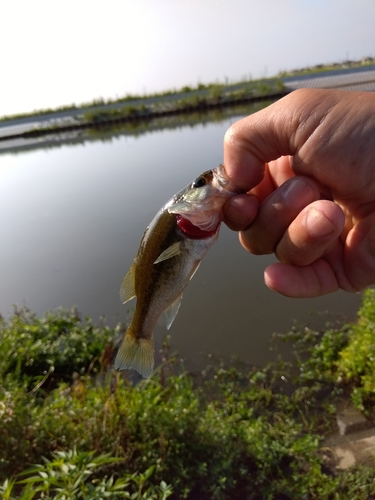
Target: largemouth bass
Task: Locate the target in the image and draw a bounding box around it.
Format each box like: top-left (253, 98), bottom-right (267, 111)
top-left (115, 164), bottom-right (239, 378)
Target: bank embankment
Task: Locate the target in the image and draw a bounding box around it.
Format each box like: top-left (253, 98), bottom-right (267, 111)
top-left (0, 81), bottom-right (286, 142)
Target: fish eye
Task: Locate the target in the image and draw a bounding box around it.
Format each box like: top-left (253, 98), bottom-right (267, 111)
top-left (192, 176), bottom-right (206, 188)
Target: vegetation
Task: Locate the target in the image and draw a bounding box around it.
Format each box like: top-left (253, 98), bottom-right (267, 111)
top-left (0, 100), bottom-right (275, 157)
top-left (0, 450), bottom-right (172, 500)
top-left (78, 80), bottom-right (284, 126)
top-left (277, 55), bottom-right (375, 78)
top-left (0, 78), bottom-right (283, 126)
top-left (12, 79), bottom-right (284, 140)
top-left (1, 55), bottom-right (374, 125)
top-left (2, 290), bottom-right (375, 498)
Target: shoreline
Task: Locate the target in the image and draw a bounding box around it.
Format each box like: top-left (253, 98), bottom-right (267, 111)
top-left (1, 56), bottom-right (374, 124)
top-left (0, 89), bottom-right (286, 142)
top-left (1, 58), bottom-right (374, 143)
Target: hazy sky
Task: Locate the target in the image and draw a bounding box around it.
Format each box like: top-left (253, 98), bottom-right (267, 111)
top-left (1, 0), bottom-right (374, 116)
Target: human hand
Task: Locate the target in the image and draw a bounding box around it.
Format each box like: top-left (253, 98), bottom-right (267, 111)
top-left (223, 88), bottom-right (375, 297)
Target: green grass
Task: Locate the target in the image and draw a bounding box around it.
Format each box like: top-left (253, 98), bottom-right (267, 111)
top-left (2, 100), bottom-right (274, 157)
top-left (20, 79), bottom-right (284, 136)
top-left (0, 77), bottom-right (283, 124)
top-left (277, 56), bottom-right (375, 78)
top-left (0, 449), bottom-right (172, 499)
top-left (2, 290), bottom-right (375, 498)
top-left (1, 55), bottom-right (373, 124)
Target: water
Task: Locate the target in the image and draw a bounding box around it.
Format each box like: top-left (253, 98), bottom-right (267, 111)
top-left (0, 104), bottom-right (362, 370)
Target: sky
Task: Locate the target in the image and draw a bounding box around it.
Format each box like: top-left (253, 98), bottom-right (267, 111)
top-left (1, 0), bottom-right (374, 117)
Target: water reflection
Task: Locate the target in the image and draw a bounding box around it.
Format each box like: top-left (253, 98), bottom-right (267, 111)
top-left (0, 103), bottom-right (362, 371)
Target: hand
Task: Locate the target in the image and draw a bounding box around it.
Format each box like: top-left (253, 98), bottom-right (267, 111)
top-left (222, 88), bottom-right (375, 298)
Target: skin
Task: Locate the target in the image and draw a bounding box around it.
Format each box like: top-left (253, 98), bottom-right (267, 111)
top-left (222, 88), bottom-right (375, 298)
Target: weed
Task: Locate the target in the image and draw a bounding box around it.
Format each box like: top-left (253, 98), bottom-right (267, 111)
top-left (0, 306), bottom-right (118, 387)
top-left (0, 448), bottom-right (172, 499)
top-left (2, 291), bottom-right (375, 498)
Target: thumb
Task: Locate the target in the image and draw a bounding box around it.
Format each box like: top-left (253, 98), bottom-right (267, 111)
top-left (223, 89), bottom-right (342, 192)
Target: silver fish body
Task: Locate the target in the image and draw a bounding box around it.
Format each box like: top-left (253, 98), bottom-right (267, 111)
top-left (115, 165), bottom-right (239, 377)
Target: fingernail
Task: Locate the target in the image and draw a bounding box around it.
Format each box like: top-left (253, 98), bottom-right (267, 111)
top-left (282, 179), bottom-right (317, 210)
top-left (306, 207), bottom-right (335, 237)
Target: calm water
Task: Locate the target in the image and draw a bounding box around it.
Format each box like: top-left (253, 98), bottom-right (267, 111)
top-left (0, 105), bottom-right (362, 370)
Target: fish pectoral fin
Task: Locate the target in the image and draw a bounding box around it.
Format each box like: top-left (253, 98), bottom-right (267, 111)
top-left (154, 242), bottom-right (181, 264)
top-left (164, 294), bottom-right (183, 330)
top-left (120, 262), bottom-right (137, 304)
top-left (114, 331), bottom-right (154, 378)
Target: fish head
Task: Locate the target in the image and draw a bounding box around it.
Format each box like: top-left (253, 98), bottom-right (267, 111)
top-left (168, 164), bottom-right (240, 231)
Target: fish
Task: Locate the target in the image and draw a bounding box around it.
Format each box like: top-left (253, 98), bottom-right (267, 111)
top-left (114, 164), bottom-right (240, 378)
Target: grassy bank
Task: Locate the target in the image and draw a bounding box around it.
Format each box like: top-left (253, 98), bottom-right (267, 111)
top-left (0, 79), bottom-right (284, 127)
top-left (0, 100), bottom-right (275, 157)
top-left (1, 55), bottom-right (374, 125)
top-left (0, 80), bottom-right (285, 141)
top-left (80, 80), bottom-right (284, 123)
top-left (277, 55), bottom-right (375, 78)
top-left (2, 289), bottom-right (375, 499)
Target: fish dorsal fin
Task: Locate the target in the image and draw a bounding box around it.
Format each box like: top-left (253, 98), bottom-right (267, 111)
top-left (164, 294), bottom-right (183, 330)
top-left (120, 262), bottom-right (136, 304)
top-left (154, 242), bottom-right (181, 264)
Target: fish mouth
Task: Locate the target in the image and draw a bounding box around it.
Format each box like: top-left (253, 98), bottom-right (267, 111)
top-left (167, 164), bottom-right (241, 232)
top-left (212, 164), bottom-right (241, 193)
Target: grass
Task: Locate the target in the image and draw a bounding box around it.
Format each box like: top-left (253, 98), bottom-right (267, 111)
top-left (2, 289), bottom-right (375, 498)
top-left (0, 77), bottom-right (283, 125)
top-left (277, 55), bottom-right (375, 78)
top-left (6, 83), bottom-right (283, 142)
top-left (1, 55), bottom-right (374, 124)
top-left (14, 79), bottom-right (284, 139)
top-left (0, 100), bottom-right (275, 157)
top-left (0, 449), bottom-right (172, 499)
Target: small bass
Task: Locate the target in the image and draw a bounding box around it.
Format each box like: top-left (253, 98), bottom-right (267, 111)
top-left (115, 164), bottom-right (239, 377)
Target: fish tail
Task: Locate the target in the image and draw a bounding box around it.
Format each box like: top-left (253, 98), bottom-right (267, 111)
top-left (114, 328), bottom-right (154, 378)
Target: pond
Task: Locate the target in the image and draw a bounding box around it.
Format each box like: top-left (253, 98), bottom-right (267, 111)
top-left (0, 102), bottom-right (362, 371)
